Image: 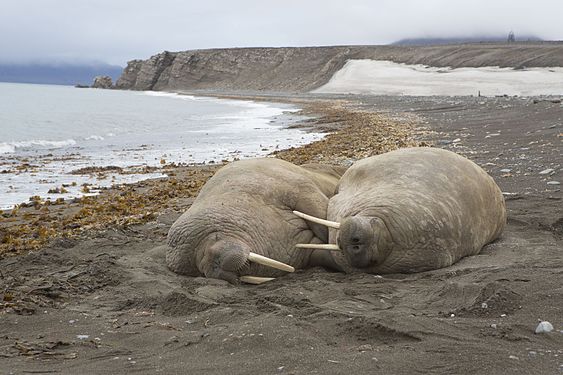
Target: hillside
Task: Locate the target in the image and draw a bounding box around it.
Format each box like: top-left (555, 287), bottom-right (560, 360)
top-left (115, 43), bottom-right (563, 92)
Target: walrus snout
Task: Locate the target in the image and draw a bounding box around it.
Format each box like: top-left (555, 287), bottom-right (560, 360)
top-left (338, 216), bottom-right (377, 268)
top-left (199, 238), bottom-right (295, 284)
top-left (200, 239), bottom-right (249, 284)
top-left (342, 243), bottom-right (372, 268)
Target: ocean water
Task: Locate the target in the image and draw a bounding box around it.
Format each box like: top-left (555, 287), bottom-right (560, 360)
top-left (0, 83), bottom-right (323, 209)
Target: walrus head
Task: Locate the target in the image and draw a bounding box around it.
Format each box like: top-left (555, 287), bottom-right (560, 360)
top-left (199, 239), bottom-right (251, 284)
top-left (293, 210), bottom-right (390, 269)
top-left (196, 236), bottom-right (295, 284)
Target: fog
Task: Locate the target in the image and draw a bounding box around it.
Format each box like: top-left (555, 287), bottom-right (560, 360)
top-left (1, 0), bottom-right (562, 65)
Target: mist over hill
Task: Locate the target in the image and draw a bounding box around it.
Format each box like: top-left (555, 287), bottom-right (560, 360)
top-left (391, 35), bottom-right (544, 45)
top-left (0, 63), bottom-right (123, 86)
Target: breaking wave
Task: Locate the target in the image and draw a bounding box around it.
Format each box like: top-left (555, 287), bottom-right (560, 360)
top-left (0, 139), bottom-right (77, 154)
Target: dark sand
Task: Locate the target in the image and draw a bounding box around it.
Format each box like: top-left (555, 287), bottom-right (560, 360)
top-left (1, 95), bottom-right (561, 374)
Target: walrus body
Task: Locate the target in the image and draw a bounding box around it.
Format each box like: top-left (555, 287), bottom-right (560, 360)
top-left (323, 148), bottom-right (506, 274)
top-left (166, 158), bottom-right (345, 283)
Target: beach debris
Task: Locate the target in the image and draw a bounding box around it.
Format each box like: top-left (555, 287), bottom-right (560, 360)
top-left (47, 186), bottom-right (69, 194)
top-left (357, 344), bottom-right (373, 352)
top-left (535, 321), bottom-right (554, 334)
top-left (273, 105), bottom-right (426, 165)
top-left (0, 169), bottom-right (212, 256)
top-left (539, 168), bottom-right (555, 175)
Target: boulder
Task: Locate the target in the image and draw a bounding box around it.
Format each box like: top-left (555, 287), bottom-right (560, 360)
top-left (92, 75), bottom-right (113, 89)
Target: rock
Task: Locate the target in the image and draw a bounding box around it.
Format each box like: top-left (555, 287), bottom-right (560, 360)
top-left (535, 321), bottom-right (554, 333)
top-left (539, 168), bottom-right (555, 175)
top-left (547, 181), bottom-right (561, 185)
top-left (500, 169), bottom-right (512, 173)
top-left (485, 133), bottom-right (500, 138)
top-left (92, 75), bottom-right (113, 89)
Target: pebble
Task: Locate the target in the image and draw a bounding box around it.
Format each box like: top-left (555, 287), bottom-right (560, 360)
top-left (547, 181), bottom-right (560, 185)
top-left (358, 344), bottom-right (373, 352)
top-left (539, 168), bottom-right (554, 175)
top-left (509, 355), bottom-right (519, 360)
top-left (535, 321), bottom-right (554, 334)
top-left (500, 169), bottom-right (511, 173)
top-left (76, 335), bottom-right (89, 340)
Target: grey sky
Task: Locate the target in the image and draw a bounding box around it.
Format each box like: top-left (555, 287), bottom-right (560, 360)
top-left (2, 0), bottom-right (562, 66)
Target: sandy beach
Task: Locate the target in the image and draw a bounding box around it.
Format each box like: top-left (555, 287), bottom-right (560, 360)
top-left (1, 93), bottom-right (562, 374)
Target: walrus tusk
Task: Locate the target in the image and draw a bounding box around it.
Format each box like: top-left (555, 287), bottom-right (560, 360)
top-left (240, 276), bottom-right (276, 284)
top-left (295, 244), bottom-right (341, 250)
top-left (292, 210), bottom-right (341, 229)
top-left (248, 252), bottom-right (295, 272)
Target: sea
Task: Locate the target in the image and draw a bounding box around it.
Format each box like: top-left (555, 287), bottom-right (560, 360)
top-left (0, 83), bottom-right (324, 209)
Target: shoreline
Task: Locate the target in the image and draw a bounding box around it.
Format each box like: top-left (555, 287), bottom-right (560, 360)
top-left (0, 90), bottom-right (325, 211)
top-left (0, 97), bottom-right (422, 257)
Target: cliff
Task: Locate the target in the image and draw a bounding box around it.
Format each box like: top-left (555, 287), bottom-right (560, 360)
top-left (115, 43), bottom-right (563, 92)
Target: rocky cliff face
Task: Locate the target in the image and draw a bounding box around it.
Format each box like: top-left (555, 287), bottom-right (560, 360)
top-left (115, 43), bottom-right (563, 92)
top-left (91, 75), bottom-right (113, 89)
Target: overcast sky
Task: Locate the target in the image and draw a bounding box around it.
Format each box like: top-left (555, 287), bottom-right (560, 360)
top-left (2, 0), bottom-right (562, 66)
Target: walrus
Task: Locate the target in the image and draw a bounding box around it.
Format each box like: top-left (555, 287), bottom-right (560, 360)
top-left (166, 158), bottom-right (346, 284)
top-left (294, 147), bottom-right (506, 274)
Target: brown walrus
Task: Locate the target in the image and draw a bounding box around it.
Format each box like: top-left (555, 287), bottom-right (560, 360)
top-left (295, 147), bottom-right (506, 274)
top-left (166, 158), bottom-right (346, 284)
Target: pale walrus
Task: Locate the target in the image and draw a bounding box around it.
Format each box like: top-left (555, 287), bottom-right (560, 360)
top-left (166, 158), bottom-right (346, 284)
top-left (294, 147), bottom-right (506, 274)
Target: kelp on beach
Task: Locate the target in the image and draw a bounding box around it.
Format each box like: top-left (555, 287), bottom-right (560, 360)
top-left (0, 104), bottom-right (426, 257)
top-left (273, 103), bottom-right (426, 164)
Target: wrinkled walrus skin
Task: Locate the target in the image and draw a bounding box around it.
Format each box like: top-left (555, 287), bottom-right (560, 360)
top-left (327, 147), bottom-right (506, 274)
top-left (166, 158), bottom-right (346, 283)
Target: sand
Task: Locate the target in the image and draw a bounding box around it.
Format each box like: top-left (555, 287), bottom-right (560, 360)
top-left (0, 94), bottom-right (562, 374)
top-left (314, 60), bottom-right (563, 96)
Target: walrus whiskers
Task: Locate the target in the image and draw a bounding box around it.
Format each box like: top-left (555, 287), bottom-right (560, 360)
top-left (295, 244), bottom-right (341, 250)
top-left (292, 210), bottom-right (341, 229)
top-left (248, 252), bottom-right (295, 272)
top-left (240, 276), bottom-right (276, 284)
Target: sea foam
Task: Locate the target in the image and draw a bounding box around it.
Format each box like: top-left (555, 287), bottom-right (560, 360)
top-left (0, 139), bottom-right (77, 154)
